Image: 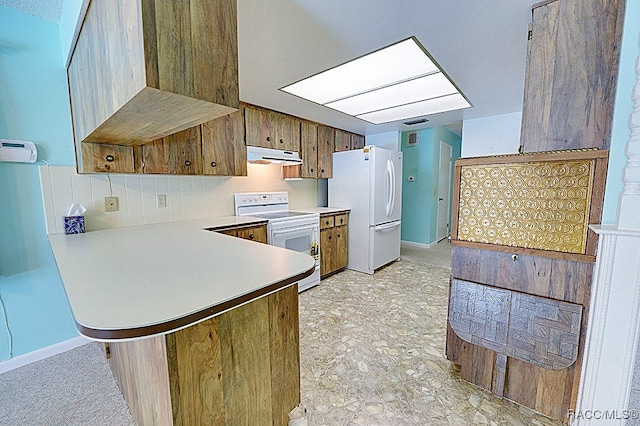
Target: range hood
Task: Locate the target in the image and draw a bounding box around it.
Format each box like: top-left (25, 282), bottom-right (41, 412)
top-left (247, 146), bottom-right (302, 165)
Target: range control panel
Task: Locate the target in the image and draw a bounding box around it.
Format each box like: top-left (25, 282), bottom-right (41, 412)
top-left (235, 191), bottom-right (288, 207)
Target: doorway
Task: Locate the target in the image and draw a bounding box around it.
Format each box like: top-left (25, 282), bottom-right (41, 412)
top-left (437, 141), bottom-right (453, 242)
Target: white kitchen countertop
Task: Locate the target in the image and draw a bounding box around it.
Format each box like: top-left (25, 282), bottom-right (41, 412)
top-left (300, 207), bottom-right (350, 215)
top-left (48, 216), bottom-right (315, 341)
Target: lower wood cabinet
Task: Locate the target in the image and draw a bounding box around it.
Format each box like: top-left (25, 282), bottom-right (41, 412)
top-left (215, 223), bottom-right (267, 244)
top-left (106, 284), bottom-right (300, 426)
top-left (320, 212), bottom-right (349, 277)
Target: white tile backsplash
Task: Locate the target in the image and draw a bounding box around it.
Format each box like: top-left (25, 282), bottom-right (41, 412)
top-left (39, 164), bottom-right (318, 234)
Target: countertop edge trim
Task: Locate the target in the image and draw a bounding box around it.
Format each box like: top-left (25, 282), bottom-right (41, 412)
top-left (76, 266), bottom-right (315, 341)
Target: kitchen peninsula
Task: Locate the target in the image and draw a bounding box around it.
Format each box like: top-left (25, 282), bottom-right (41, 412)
top-left (49, 217), bottom-right (316, 425)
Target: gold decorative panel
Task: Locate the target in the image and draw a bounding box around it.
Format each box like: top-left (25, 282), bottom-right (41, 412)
top-left (457, 159), bottom-right (595, 254)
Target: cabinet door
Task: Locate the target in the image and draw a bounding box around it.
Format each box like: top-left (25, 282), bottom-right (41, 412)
top-left (81, 142), bottom-right (134, 173)
top-left (320, 228), bottom-right (333, 277)
top-left (300, 121), bottom-right (318, 178)
top-left (244, 106), bottom-right (275, 148)
top-left (236, 225), bottom-right (267, 244)
top-left (142, 126), bottom-right (203, 174)
top-left (202, 110), bottom-right (247, 176)
top-left (351, 134), bottom-right (365, 150)
top-left (334, 224), bottom-right (348, 271)
top-left (334, 129), bottom-right (351, 152)
top-left (274, 112), bottom-right (301, 152)
top-left (317, 125), bottom-right (333, 178)
top-left (520, 0), bottom-right (624, 152)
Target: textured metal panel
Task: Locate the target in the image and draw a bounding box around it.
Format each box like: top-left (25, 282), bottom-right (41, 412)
top-left (449, 279), bottom-right (582, 371)
top-left (457, 159), bottom-right (595, 254)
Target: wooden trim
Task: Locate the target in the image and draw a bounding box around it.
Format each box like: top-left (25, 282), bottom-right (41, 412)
top-left (450, 239), bottom-right (596, 263)
top-left (450, 163), bottom-right (462, 239)
top-left (76, 268), bottom-right (314, 340)
top-left (204, 221), bottom-right (268, 233)
top-left (455, 149), bottom-right (608, 167)
top-left (531, 0), bottom-right (559, 11)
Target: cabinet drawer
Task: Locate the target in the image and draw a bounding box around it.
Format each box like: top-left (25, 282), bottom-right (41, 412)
top-left (321, 216), bottom-right (334, 229)
top-left (333, 213), bottom-right (348, 227)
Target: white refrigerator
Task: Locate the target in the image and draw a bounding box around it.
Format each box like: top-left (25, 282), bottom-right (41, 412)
top-left (329, 146), bottom-right (403, 274)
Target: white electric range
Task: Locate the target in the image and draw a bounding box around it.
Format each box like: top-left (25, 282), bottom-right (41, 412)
top-left (234, 192), bottom-right (320, 292)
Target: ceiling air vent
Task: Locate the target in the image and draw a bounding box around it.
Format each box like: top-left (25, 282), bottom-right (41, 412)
top-left (403, 118), bottom-right (428, 125)
top-left (406, 131), bottom-right (419, 147)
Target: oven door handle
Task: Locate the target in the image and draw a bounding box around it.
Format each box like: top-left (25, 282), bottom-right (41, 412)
top-left (271, 227), bottom-right (317, 236)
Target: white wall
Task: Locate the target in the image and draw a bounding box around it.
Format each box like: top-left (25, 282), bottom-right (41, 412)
top-left (461, 112), bottom-right (522, 157)
top-left (366, 131), bottom-right (400, 151)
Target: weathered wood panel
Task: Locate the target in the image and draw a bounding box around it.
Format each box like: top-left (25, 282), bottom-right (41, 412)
top-left (317, 125), bottom-right (334, 178)
top-left (268, 285), bottom-right (301, 425)
top-left (219, 294), bottom-right (273, 425)
top-left (202, 109), bottom-right (247, 176)
top-left (108, 336), bottom-right (173, 426)
top-left (520, 0), bottom-right (626, 152)
top-left (166, 318), bottom-right (226, 426)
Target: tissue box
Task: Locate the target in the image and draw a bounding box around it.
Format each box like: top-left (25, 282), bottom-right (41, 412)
top-left (64, 216), bottom-right (85, 235)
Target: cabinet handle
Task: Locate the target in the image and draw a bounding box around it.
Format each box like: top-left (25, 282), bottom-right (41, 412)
top-left (310, 168), bottom-right (314, 173)
top-left (328, 235), bottom-right (332, 240)
top-left (249, 233), bottom-right (255, 239)
top-left (279, 139), bottom-right (284, 144)
top-left (325, 220), bottom-right (330, 225)
top-left (337, 233), bottom-right (341, 238)
top-left (184, 160), bottom-right (191, 166)
top-left (321, 169), bottom-right (325, 173)
top-left (210, 161), bottom-right (217, 167)
top-left (339, 218), bottom-right (344, 224)
top-left (105, 154), bottom-right (115, 162)
top-left (266, 136), bottom-right (271, 142)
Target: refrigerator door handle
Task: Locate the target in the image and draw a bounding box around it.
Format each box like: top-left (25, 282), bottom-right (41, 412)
top-left (374, 221), bottom-right (401, 231)
top-left (386, 160), bottom-right (394, 217)
top-left (389, 159), bottom-right (396, 216)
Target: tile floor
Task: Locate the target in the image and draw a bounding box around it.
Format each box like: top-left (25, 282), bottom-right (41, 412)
top-left (295, 242), bottom-right (564, 425)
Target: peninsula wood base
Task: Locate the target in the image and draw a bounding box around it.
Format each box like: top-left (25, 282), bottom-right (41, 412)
top-left (106, 284), bottom-right (300, 426)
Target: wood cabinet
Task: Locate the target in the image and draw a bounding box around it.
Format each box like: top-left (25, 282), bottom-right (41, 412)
top-left (244, 105), bottom-right (301, 152)
top-left (519, 0), bottom-right (626, 152)
top-left (68, 0), bottom-right (239, 173)
top-left (447, 150), bottom-right (609, 420)
top-left (107, 284), bottom-right (299, 425)
top-left (140, 127), bottom-right (203, 175)
top-left (320, 212), bottom-right (349, 277)
top-left (81, 143), bottom-right (135, 174)
top-left (334, 129), bottom-right (365, 152)
top-left (202, 110), bottom-right (247, 176)
top-left (215, 223), bottom-right (268, 244)
top-left (317, 125), bottom-right (335, 178)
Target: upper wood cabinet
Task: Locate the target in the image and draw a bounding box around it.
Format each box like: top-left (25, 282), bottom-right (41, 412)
top-left (68, 0), bottom-right (239, 170)
top-left (300, 121), bottom-right (319, 178)
top-left (519, 0), bottom-right (625, 152)
top-left (334, 129), bottom-right (365, 152)
top-left (317, 125), bottom-right (334, 178)
top-left (334, 130), bottom-right (352, 152)
top-left (244, 105), bottom-right (301, 152)
top-left (141, 127), bottom-right (203, 175)
top-left (202, 110), bottom-right (247, 176)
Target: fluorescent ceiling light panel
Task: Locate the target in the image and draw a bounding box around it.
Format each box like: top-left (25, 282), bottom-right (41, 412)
top-left (325, 73), bottom-right (457, 116)
top-left (280, 36), bottom-right (471, 125)
top-left (357, 93), bottom-right (471, 124)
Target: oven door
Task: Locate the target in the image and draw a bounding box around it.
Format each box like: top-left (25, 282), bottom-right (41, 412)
top-left (270, 224), bottom-right (318, 261)
top-left (270, 223), bottom-right (320, 292)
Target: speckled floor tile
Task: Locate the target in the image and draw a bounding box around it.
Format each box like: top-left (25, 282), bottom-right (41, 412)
top-left (297, 253), bottom-right (564, 426)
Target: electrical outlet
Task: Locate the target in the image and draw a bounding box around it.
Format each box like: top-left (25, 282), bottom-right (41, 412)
top-left (157, 194), bottom-right (167, 208)
top-left (105, 196), bottom-right (119, 212)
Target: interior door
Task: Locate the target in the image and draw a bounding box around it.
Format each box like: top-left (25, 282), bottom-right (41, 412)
top-left (437, 141), bottom-right (453, 241)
